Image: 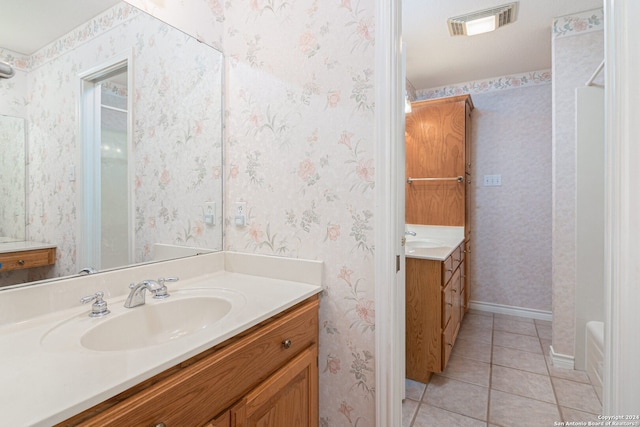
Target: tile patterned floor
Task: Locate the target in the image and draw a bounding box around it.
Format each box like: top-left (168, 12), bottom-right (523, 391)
top-left (403, 310), bottom-right (602, 427)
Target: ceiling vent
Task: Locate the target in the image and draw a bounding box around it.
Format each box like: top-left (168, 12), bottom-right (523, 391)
top-left (447, 2), bottom-right (519, 37)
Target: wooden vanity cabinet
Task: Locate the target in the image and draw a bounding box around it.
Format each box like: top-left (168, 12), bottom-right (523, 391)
top-left (406, 243), bottom-right (465, 383)
top-left (61, 297), bottom-right (319, 427)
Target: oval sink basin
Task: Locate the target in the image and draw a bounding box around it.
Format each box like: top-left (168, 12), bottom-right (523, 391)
top-left (80, 296), bottom-right (232, 351)
top-left (406, 239), bottom-right (445, 249)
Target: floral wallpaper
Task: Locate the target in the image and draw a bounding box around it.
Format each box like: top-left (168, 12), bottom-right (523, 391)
top-left (124, 0), bottom-right (378, 422)
top-left (553, 9), bottom-right (604, 38)
top-left (0, 115), bottom-right (26, 241)
top-left (223, 1), bottom-right (377, 424)
top-left (0, 2), bottom-right (223, 286)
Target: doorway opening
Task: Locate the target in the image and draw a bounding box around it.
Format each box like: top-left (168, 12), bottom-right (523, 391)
top-left (79, 54), bottom-right (133, 271)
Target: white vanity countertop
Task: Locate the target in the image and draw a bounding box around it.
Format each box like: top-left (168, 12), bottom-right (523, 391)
top-left (404, 225), bottom-right (465, 261)
top-left (0, 252), bottom-right (322, 427)
top-left (0, 240), bottom-right (56, 253)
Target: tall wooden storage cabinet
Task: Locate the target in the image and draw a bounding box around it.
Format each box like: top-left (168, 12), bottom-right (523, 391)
top-left (405, 94), bottom-right (473, 233)
top-left (405, 95), bottom-right (473, 381)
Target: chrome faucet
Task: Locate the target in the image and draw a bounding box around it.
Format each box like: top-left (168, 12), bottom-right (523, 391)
top-left (80, 291), bottom-right (110, 317)
top-left (78, 267), bottom-right (98, 275)
top-left (124, 277), bottom-right (179, 308)
top-left (405, 230), bottom-right (417, 236)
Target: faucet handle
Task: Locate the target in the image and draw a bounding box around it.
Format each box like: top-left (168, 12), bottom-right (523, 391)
top-left (153, 277), bottom-right (178, 299)
top-left (80, 291), bottom-right (110, 317)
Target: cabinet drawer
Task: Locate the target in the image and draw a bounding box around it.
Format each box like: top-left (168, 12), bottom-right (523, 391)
top-left (442, 309), bottom-right (459, 369)
top-left (443, 253), bottom-right (454, 283)
top-left (74, 299), bottom-right (319, 427)
top-left (442, 280), bottom-right (453, 327)
top-left (0, 248), bottom-right (55, 272)
top-left (443, 244), bottom-right (463, 283)
top-left (451, 245), bottom-right (463, 271)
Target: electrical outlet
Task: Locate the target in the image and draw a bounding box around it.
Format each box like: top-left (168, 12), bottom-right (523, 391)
top-left (483, 174), bottom-right (502, 186)
top-left (204, 201), bottom-right (215, 226)
top-left (235, 201), bottom-right (247, 226)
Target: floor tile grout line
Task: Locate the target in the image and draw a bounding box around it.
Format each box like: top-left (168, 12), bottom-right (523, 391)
top-left (405, 311), bottom-right (603, 426)
top-left (486, 313), bottom-right (494, 426)
top-left (538, 320), bottom-right (565, 423)
top-left (407, 375), bottom-right (429, 427)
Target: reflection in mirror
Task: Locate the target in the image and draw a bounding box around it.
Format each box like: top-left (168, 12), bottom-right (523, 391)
top-left (0, 115), bottom-right (26, 243)
top-left (0, 2), bottom-right (223, 289)
top-left (81, 65), bottom-right (132, 271)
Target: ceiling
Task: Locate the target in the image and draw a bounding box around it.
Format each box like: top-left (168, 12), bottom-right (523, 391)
top-left (403, 0), bottom-right (603, 90)
top-left (3, 0), bottom-right (601, 88)
top-left (0, 0), bottom-right (120, 55)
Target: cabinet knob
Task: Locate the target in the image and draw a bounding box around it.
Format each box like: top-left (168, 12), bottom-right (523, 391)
top-left (447, 268), bottom-right (453, 273)
top-left (448, 343), bottom-right (453, 348)
top-left (282, 339), bottom-right (292, 349)
top-left (154, 423), bottom-right (166, 427)
top-left (17, 259), bottom-right (25, 266)
top-left (447, 302), bottom-right (453, 307)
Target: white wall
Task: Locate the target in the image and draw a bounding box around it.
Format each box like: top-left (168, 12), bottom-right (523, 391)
top-left (551, 8), bottom-right (604, 361)
top-left (575, 86), bottom-right (605, 370)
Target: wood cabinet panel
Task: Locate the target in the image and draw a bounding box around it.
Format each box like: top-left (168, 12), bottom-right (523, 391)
top-left (406, 241), bottom-right (467, 382)
top-left (0, 247), bottom-right (55, 272)
top-left (66, 298), bottom-right (319, 427)
top-left (464, 239), bottom-right (471, 312)
top-left (406, 100), bottom-right (466, 178)
top-left (406, 257), bottom-right (441, 383)
top-left (405, 94), bottom-right (473, 228)
top-left (406, 181), bottom-right (464, 226)
top-left (206, 411), bottom-right (231, 427)
top-left (231, 344), bottom-right (318, 427)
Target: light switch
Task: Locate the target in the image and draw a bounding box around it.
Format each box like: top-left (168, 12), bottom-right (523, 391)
top-left (483, 174), bottom-right (502, 186)
top-left (204, 202), bottom-right (215, 226)
top-left (235, 201), bottom-right (247, 227)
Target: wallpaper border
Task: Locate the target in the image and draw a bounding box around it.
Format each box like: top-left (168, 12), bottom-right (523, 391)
top-left (553, 8), bottom-right (604, 39)
top-left (1, 3), bottom-right (139, 72)
top-left (415, 69), bottom-right (551, 101)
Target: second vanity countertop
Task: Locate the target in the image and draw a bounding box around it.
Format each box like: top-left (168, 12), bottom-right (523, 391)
top-left (0, 240), bottom-right (56, 254)
top-left (0, 252), bottom-right (322, 427)
top-left (404, 225), bottom-right (465, 261)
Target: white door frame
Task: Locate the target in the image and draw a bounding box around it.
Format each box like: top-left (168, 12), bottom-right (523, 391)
top-left (374, 0), bottom-right (404, 425)
top-left (603, 0), bottom-right (640, 414)
top-left (77, 51), bottom-right (134, 271)
top-left (377, 0), bottom-right (640, 420)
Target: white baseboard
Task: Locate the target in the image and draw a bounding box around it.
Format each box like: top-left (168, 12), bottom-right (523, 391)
top-left (550, 345), bottom-right (576, 370)
top-left (468, 300), bottom-right (553, 321)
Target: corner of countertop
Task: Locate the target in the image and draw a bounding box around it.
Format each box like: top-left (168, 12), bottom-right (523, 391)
top-left (223, 251), bottom-right (323, 287)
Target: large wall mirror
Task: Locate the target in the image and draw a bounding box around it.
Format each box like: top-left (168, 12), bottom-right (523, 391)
top-left (0, 1), bottom-right (223, 289)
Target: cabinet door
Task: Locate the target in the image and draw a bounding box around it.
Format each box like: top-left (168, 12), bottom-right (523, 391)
top-left (231, 345), bottom-right (318, 427)
top-left (206, 411), bottom-right (231, 427)
top-left (406, 101), bottom-right (465, 178)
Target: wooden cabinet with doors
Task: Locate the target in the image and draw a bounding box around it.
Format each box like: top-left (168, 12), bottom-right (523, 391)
top-left (406, 243), bottom-right (465, 383)
top-left (60, 297), bottom-right (319, 427)
top-left (405, 94), bottom-right (473, 235)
